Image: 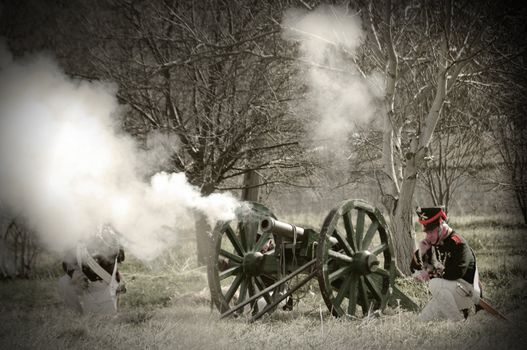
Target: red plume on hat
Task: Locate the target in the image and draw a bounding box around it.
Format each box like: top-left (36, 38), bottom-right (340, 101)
top-left (416, 206), bottom-right (447, 231)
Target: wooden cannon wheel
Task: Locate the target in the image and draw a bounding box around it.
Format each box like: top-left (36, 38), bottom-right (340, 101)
top-left (316, 199), bottom-right (396, 318)
top-left (207, 202), bottom-right (281, 316)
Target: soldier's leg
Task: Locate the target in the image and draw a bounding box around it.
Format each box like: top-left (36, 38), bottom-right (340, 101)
top-left (57, 274), bottom-right (83, 313)
top-left (452, 279), bottom-right (478, 315)
top-left (418, 298), bottom-right (443, 321)
top-left (428, 278), bottom-right (464, 321)
top-left (80, 280), bottom-right (118, 314)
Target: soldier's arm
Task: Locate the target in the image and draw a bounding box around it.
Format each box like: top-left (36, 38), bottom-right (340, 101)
top-left (410, 249), bottom-right (422, 272)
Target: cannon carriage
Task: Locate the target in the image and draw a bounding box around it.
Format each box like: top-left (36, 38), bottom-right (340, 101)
top-left (207, 199), bottom-right (418, 321)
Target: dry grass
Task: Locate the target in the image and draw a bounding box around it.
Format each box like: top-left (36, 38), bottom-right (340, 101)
top-left (1, 217), bottom-right (526, 349)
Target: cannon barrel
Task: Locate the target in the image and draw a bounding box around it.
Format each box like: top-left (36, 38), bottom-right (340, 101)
top-left (260, 217), bottom-right (305, 241)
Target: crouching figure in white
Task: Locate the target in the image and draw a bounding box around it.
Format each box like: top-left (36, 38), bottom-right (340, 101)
top-left (58, 224), bottom-right (126, 314)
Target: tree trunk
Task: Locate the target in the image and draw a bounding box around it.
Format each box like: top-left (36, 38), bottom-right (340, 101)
top-left (377, 0), bottom-right (416, 275)
top-left (388, 0), bottom-right (451, 275)
top-left (194, 211), bottom-right (211, 266)
top-left (241, 170), bottom-right (261, 202)
top-left (391, 166), bottom-right (419, 275)
top-left (515, 189), bottom-right (527, 225)
top-left (194, 182), bottom-right (215, 266)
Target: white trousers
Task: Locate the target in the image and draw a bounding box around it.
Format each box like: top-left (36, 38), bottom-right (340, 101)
top-left (419, 278), bottom-right (480, 322)
top-left (58, 274), bottom-right (83, 313)
top-left (58, 274), bottom-right (118, 314)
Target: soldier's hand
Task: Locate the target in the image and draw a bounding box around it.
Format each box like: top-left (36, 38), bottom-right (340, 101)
top-left (70, 270), bottom-right (89, 292)
top-left (432, 262), bottom-right (444, 275)
top-left (116, 282), bottom-right (127, 294)
top-left (418, 239), bottom-right (431, 255)
top-left (413, 269), bottom-right (430, 282)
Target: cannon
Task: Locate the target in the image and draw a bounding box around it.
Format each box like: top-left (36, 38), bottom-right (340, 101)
top-left (207, 199), bottom-right (418, 321)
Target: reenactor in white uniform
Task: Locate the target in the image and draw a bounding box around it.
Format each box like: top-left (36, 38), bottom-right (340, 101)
top-left (58, 224), bottom-right (126, 314)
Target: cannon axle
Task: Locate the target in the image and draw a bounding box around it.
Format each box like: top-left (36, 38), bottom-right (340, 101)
top-left (351, 251), bottom-right (380, 274)
top-left (242, 252), bottom-right (264, 276)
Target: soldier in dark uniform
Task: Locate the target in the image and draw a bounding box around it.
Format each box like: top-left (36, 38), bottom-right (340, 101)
top-left (411, 207), bottom-right (481, 321)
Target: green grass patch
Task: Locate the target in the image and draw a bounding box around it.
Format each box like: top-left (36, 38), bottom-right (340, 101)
top-left (1, 217), bottom-right (526, 349)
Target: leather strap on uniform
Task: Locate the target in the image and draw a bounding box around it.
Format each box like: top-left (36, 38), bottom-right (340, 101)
top-left (76, 244), bottom-right (113, 285)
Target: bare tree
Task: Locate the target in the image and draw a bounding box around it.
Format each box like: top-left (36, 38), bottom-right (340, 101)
top-left (1, 216), bottom-right (41, 279)
top-left (1, 0), bottom-right (319, 264)
top-left (488, 72), bottom-right (527, 223)
top-left (419, 100), bottom-right (491, 211)
top-left (483, 5), bottom-right (527, 224)
top-left (52, 0), bottom-right (314, 264)
top-left (493, 116), bottom-right (527, 223)
top-left (355, 0), bottom-right (512, 273)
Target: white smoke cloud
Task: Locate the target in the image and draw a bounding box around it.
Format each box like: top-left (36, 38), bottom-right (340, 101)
top-left (134, 130), bottom-right (181, 178)
top-left (282, 5), bottom-right (384, 149)
top-left (0, 42), bottom-right (239, 261)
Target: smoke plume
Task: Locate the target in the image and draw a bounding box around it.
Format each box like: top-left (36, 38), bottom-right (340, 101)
top-left (0, 42), bottom-right (239, 261)
top-left (282, 5), bottom-right (384, 151)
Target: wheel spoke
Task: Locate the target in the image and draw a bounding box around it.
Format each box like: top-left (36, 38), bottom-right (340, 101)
top-left (355, 209), bottom-right (365, 250)
top-left (372, 267), bottom-right (390, 277)
top-left (358, 276), bottom-right (370, 313)
top-left (254, 231), bottom-right (272, 252)
top-left (343, 211), bottom-right (357, 252)
top-left (219, 249), bottom-right (243, 263)
top-left (347, 273), bottom-right (359, 316)
top-left (219, 266), bottom-right (241, 280)
top-left (362, 221), bottom-right (379, 250)
top-left (333, 229), bottom-right (353, 256)
top-left (370, 243), bottom-right (387, 256)
top-left (239, 223), bottom-right (248, 251)
top-left (254, 277), bottom-right (273, 305)
top-left (364, 275), bottom-right (383, 302)
top-left (245, 222), bottom-right (258, 251)
top-left (224, 274), bottom-right (243, 304)
top-left (328, 250), bottom-right (353, 264)
top-left (329, 266), bottom-right (351, 283)
top-left (247, 278), bottom-right (258, 313)
top-left (225, 226), bottom-right (244, 255)
top-left (237, 278), bottom-right (248, 307)
top-left (334, 270), bottom-right (353, 308)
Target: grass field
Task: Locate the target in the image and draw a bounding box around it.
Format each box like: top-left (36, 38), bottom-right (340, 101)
top-left (1, 216), bottom-right (526, 350)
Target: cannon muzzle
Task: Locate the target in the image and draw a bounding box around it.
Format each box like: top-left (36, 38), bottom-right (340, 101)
top-left (260, 217), bottom-right (305, 241)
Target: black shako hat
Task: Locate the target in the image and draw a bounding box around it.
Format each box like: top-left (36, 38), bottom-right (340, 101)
top-left (416, 206), bottom-right (447, 231)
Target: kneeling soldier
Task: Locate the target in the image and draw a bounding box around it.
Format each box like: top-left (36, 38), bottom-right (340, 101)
top-left (411, 207), bottom-right (481, 321)
top-left (58, 224), bottom-right (126, 314)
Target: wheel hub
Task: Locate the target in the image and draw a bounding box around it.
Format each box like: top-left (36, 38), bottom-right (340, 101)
top-left (242, 251), bottom-right (264, 276)
top-left (351, 251), bottom-right (379, 274)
